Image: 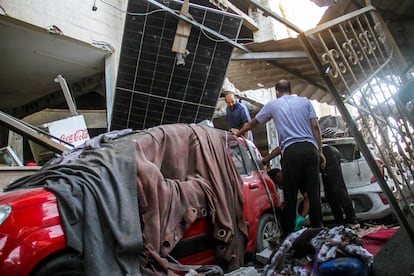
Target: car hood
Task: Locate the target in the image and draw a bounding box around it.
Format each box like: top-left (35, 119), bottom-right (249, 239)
top-left (347, 182), bottom-right (383, 193)
top-left (320, 182), bottom-right (383, 198)
top-left (0, 188), bottom-right (56, 209)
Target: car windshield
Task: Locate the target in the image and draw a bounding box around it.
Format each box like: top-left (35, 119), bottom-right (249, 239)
top-left (230, 140), bottom-right (264, 176)
top-left (334, 143), bottom-right (361, 161)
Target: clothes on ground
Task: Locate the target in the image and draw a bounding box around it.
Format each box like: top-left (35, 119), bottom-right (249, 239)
top-left (360, 226), bottom-right (398, 256)
top-left (265, 226), bottom-right (374, 276)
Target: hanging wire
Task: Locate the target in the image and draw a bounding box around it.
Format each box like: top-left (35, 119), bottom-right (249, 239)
top-left (94, 0), bottom-right (246, 44)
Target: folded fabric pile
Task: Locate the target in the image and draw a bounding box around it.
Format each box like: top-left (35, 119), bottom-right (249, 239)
top-left (265, 226), bottom-right (373, 275)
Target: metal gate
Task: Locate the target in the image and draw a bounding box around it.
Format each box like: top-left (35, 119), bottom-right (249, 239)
top-left (299, 6), bottom-right (414, 241)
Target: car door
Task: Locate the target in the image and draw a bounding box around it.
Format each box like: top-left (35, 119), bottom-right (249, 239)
top-left (230, 140), bottom-right (281, 253)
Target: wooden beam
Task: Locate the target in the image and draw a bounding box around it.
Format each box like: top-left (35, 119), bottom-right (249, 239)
top-left (268, 59), bottom-right (327, 91)
top-left (225, 0), bottom-right (259, 31)
top-left (172, 0), bottom-right (192, 54)
top-left (232, 51), bottom-right (307, 60)
top-left (248, 0), bottom-right (303, 34)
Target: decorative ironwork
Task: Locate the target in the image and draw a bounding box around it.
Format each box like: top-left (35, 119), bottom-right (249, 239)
top-left (300, 5), bottom-right (414, 242)
top-left (342, 38), bottom-right (362, 65)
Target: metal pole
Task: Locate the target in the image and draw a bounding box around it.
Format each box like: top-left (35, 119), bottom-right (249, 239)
top-left (248, 0), bottom-right (304, 34)
top-left (54, 74), bottom-right (78, 116)
top-left (0, 111), bottom-right (68, 154)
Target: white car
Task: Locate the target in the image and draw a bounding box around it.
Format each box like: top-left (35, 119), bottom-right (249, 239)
top-left (299, 137), bottom-right (394, 224)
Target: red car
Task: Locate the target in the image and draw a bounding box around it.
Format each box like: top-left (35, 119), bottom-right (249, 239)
top-left (0, 124), bottom-right (282, 275)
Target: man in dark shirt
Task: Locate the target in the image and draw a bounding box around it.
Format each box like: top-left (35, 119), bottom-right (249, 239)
top-left (225, 91), bottom-right (253, 141)
top-left (322, 145), bottom-right (359, 228)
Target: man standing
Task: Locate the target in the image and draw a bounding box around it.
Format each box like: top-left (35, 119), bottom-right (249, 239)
top-left (236, 79), bottom-right (326, 238)
top-left (322, 145), bottom-right (359, 228)
top-left (268, 167), bottom-right (310, 232)
top-left (224, 91), bottom-right (253, 141)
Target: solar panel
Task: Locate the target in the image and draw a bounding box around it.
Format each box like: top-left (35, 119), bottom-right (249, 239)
top-left (110, 0), bottom-right (242, 130)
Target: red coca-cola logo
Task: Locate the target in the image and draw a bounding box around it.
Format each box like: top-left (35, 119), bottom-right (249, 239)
top-left (60, 128), bottom-right (89, 144)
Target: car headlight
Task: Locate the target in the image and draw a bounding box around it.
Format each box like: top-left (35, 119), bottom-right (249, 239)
top-left (0, 205), bottom-right (12, 226)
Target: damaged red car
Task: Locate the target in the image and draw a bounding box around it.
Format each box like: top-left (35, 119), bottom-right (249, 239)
top-left (0, 124), bottom-right (282, 275)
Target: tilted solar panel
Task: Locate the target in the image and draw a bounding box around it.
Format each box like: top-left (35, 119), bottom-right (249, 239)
top-left (110, 0), bottom-right (242, 130)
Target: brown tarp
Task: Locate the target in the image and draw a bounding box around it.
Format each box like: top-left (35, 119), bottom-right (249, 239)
top-left (136, 124), bottom-right (248, 272)
top-left (6, 123), bottom-right (248, 275)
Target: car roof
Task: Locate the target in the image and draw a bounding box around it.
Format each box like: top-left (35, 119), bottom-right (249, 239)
top-left (322, 137), bottom-right (355, 145)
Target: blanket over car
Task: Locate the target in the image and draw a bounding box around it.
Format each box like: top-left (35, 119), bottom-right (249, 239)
top-left (6, 124), bottom-right (248, 275)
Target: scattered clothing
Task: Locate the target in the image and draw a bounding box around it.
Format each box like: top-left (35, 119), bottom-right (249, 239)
top-left (310, 226), bottom-right (373, 264)
top-left (360, 226), bottom-right (398, 256)
top-left (265, 226), bottom-right (373, 276)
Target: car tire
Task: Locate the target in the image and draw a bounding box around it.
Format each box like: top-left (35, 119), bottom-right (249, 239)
top-left (256, 213), bottom-right (281, 252)
top-left (32, 251), bottom-right (84, 276)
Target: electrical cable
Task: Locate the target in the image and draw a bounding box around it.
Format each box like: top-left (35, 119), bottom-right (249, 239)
top-left (93, 0), bottom-right (247, 44)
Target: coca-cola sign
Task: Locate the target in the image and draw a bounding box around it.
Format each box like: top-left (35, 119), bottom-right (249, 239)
top-left (45, 115), bottom-right (90, 148)
top-left (60, 128), bottom-right (89, 145)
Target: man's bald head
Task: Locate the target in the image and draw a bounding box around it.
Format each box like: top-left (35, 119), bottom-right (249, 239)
top-left (224, 92), bottom-right (236, 109)
top-left (275, 79), bottom-right (291, 93)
